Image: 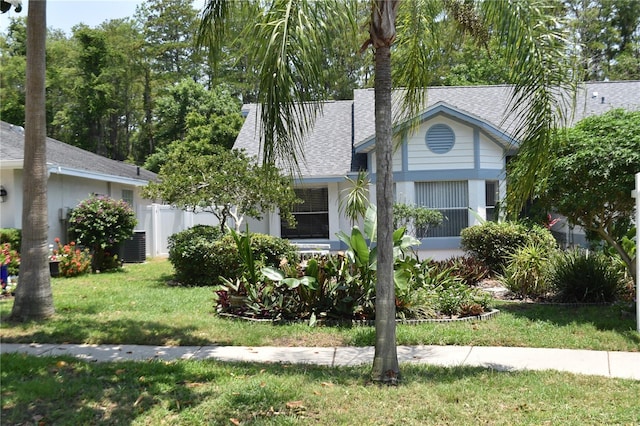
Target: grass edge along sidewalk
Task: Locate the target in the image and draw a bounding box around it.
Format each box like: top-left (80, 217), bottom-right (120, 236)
top-left (2, 342), bottom-right (640, 381)
top-left (1, 351), bottom-right (639, 425)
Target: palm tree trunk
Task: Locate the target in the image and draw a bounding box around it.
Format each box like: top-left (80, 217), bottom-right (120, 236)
top-left (370, 0), bottom-right (400, 383)
top-left (11, 0), bottom-right (55, 321)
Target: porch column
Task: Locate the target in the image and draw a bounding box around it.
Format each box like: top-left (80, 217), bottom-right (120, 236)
top-left (328, 182), bottom-right (340, 240)
top-left (268, 210), bottom-right (281, 238)
top-left (468, 179), bottom-right (486, 225)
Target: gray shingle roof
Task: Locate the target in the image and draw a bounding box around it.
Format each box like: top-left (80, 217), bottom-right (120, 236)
top-left (234, 81), bottom-right (640, 180)
top-left (0, 121), bottom-right (157, 183)
top-left (235, 101), bottom-right (354, 179)
top-left (354, 81), bottom-right (640, 145)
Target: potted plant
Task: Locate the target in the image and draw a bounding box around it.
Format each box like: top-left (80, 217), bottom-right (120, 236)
top-left (49, 239), bottom-right (61, 277)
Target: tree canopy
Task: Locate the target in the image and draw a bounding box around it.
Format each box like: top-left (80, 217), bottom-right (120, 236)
top-left (510, 109), bottom-right (640, 281)
top-left (2, 0), bottom-right (638, 169)
top-left (143, 146), bottom-right (300, 234)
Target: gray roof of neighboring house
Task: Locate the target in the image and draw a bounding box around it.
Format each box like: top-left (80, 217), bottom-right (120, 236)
top-left (0, 121), bottom-right (157, 184)
top-left (234, 80), bottom-right (640, 180)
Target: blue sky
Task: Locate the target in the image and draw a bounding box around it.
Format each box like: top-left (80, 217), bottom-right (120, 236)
top-left (0, 0), bottom-right (204, 35)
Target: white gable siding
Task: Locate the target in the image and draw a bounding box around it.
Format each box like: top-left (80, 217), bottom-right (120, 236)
top-left (479, 133), bottom-right (505, 169)
top-left (393, 146), bottom-right (402, 171)
top-left (369, 135), bottom-right (403, 173)
top-left (407, 117), bottom-right (474, 171)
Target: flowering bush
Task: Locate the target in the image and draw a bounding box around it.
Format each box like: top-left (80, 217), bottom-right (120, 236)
top-left (0, 243), bottom-right (20, 275)
top-left (52, 238), bottom-right (92, 277)
top-left (68, 195), bottom-right (136, 272)
top-left (0, 243), bottom-right (20, 289)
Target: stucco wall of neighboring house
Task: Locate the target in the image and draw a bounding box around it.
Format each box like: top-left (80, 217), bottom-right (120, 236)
top-left (0, 168), bottom-right (152, 248)
top-left (0, 168), bottom-right (19, 229)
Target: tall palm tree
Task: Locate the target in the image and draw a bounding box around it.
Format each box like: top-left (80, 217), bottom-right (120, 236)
top-left (10, 0), bottom-right (55, 320)
top-left (199, 0), bottom-right (575, 383)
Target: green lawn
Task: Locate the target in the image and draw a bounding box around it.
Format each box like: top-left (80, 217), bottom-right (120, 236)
top-left (2, 260), bottom-right (639, 425)
top-left (2, 353), bottom-right (639, 425)
top-left (1, 259), bottom-right (638, 351)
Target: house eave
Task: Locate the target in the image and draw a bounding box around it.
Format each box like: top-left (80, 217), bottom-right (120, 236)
top-left (48, 165), bottom-right (150, 187)
top-left (293, 175), bottom-right (348, 185)
top-left (0, 160), bottom-right (24, 170)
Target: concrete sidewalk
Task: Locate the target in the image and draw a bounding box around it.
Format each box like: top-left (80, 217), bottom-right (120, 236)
top-left (2, 343), bottom-right (639, 380)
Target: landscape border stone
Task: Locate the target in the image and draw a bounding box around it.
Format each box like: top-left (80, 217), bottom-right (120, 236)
top-left (218, 308), bottom-right (500, 326)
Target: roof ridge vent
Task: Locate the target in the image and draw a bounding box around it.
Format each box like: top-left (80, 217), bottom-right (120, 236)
top-left (9, 124), bottom-right (24, 134)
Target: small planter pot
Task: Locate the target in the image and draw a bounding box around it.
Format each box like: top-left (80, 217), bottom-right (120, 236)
top-left (49, 261), bottom-right (60, 277)
top-left (0, 265), bottom-right (8, 288)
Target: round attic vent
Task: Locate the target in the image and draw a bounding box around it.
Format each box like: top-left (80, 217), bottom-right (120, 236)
top-left (425, 123), bottom-right (455, 154)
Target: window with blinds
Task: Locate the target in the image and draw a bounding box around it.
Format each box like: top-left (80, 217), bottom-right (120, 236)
top-left (281, 187), bottom-right (329, 239)
top-left (122, 189), bottom-right (134, 208)
top-left (415, 181), bottom-right (468, 237)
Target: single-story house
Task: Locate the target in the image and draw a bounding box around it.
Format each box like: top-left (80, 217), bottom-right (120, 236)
top-left (234, 81), bottom-right (640, 259)
top-left (0, 121), bottom-right (158, 256)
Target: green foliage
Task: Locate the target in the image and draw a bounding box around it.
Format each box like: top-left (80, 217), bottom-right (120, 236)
top-left (170, 226), bottom-right (298, 287)
top-left (499, 242), bottom-right (557, 299)
top-left (549, 249), bottom-right (624, 303)
top-left (53, 239), bottom-right (92, 278)
top-left (168, 225), bottom-right (222, 286)
top-left (431, 256), bottom-right (491, 287)
top-left (338, 170), bottom-right (370, 225)
top-left (143, 146), bottom-right (300, 234)
top-left (67, 195), bottom-right (136, 272)
top-left (336, 204), bottom-right (421, 291)
top-left (219, 250), bottom-right (493, 322)
top-left (526, 109), bottom-right (640, 281)
top-left (0, 228), bottom-right (21, 253)
top-left (0, 243), bottom-right (20, 277)
top-left (144, 80), bottom-right (244, 171)
top-left (393, 203), bottom-right (443, 238)
top-left (461, 221), bottom-right (557, 274)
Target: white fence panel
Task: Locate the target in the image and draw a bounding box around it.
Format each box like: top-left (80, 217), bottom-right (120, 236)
top-left (634, 173), bottom-right (639, 332)
top-left (140, 204), bottom-right (220, 258)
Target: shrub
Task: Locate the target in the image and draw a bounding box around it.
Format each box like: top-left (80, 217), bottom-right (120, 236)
top-left (460, 221), bottom-right (556, 274)
top-left (169, 227), bottom-right (298, 286)
top-left (499, 242), bottom-right (556, 298)
top-left (0, 228), bottom-right (21, 253)
top-left (68, 195), bottom-right (136, 272)
top-left (212, 232), bottom-right (299, 285)
top-left (394, 258), bottom-right (492, 319)
top-left (52, 238), bottom-right (92, 277)
top-left (216, 252), bottom-right (493, 321)
top-left (393, 203), bottom-right (443, 237)
top-left (549, 249), bottom-right (623, 303)
top-left (168, 225), bottom-right (222, 286)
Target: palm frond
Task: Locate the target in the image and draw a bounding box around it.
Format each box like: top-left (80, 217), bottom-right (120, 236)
top-left (393, 0), bottom-right (446, 124)
top-left (196, 0), bottom-right (230, 66)
top-left (482, 0), bottom-right (579, 214)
